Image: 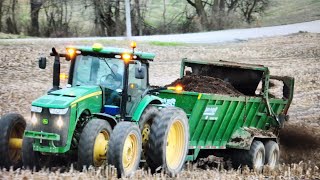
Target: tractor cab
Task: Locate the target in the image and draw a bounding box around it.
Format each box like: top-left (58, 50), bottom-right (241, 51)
top-left (38, 43), bottom-right (155, 120)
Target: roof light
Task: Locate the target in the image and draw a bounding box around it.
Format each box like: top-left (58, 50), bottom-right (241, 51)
top-left (131, 41), bottom-right (137, 49)
top-left (92, 43), bottom-right (103, 52)
top-left (122, 53), bottom-right (131, 63)
top-left (67, 48), bottom-right (76, 59)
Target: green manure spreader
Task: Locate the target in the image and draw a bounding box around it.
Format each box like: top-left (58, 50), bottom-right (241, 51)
top-left (0, 43), bottom-right (294, 177)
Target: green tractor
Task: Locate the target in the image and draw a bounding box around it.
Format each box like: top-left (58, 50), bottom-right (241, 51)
top-left (0, 43), bottom-right (294, 177)
top-left (0, 43), bottom-right (188, 177)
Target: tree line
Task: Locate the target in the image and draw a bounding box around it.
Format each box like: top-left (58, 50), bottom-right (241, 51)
top-left (0, 0), bottom-right (269, 37)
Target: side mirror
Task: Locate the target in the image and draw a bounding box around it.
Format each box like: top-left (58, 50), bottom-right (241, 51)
top-left (38, 57), bottom-right (47, 69)
top-left (135, 65), bottom-right (145, 79)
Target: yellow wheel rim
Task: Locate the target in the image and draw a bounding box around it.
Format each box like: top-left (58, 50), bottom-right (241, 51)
top-left (9, 122), bottom-right (24, 163)
top-left (93, 130), bottom-right (109, 166)
top-left (166, 120), bottom-right (185, 170)
top-left (122, 133), bottom-right (139, 172)
top-left (141, 123), bottom-right (151, 149)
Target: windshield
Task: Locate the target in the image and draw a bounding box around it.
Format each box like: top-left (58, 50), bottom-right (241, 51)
top-left (73, 55), bottom-right (124, 90)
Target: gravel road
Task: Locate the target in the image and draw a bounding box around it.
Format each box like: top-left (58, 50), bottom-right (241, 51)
top-left (1, 20), bottom-right (320, 44)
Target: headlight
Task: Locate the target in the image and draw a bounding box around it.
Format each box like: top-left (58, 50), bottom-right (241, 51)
top-left (31, 114), bottom-right (38, 125)
top-left (56, 116), bottom-right (63, 128)
top-left (49, 108), bottom-right (69, 115)
top-left (31, 106), bottom-right (42, 113)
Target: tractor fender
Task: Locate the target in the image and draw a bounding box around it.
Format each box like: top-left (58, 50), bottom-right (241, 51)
top-left (226, 127), bottom-right (278, 150)
top-left (131, 95), bottom-right (162, 122)
top-left (93, 113), bottom-right (118, 128)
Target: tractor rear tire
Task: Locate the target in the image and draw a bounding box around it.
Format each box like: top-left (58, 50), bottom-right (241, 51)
top-left (138, 105), bottom-right (160, 163)
top-left (0, 113), bottom-right (26, 169)
top-left (146, 107), bottom-right (189, 176)
top-left (243, 140), bottom-right (265, 172)
top-left (264, 140), bottom-right (279, 170)
top-left (108, 122), bottom-right (142, 178)
top-left (78, 119), bottom-right (112, 169)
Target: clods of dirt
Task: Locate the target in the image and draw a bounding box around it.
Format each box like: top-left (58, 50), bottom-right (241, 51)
top-left (166, 75), bottom-right (243, 96)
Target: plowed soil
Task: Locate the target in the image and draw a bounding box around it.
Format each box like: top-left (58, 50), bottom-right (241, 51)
top-left (0, 32), bottom-right (319, 178)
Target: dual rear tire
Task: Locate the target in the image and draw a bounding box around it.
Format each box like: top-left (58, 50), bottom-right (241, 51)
top-left (146, 107), bottom-right (189, 176)
top-left (234, 140), bottom-right (279, 171)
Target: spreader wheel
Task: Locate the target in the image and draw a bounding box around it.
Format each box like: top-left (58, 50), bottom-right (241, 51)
top-left (264, 140), bottom-right (279, 170)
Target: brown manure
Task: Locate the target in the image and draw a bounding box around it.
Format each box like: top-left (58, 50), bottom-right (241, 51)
top-left (279, 123), bottom-right (320, 166)
top-left (166, 75), bottom-right (243, 96)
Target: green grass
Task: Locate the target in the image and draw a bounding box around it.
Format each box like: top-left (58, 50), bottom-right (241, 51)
top-left (149, 41), bottom-right (186, 46)
top-left (260, 0), bottom-right (320, 26)
top-left (0, 33), bottom-right (30, 39)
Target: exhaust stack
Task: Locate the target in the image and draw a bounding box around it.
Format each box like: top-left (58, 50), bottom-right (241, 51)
top-left (50, 48), bottom-right (60, 92)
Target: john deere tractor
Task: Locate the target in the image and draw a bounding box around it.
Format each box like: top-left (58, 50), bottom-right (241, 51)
top-left (0, 43), bottom-right (189, 177)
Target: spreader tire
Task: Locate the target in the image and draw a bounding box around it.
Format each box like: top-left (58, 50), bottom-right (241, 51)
top-left (243, 140), bottom-right (265, 172)
top-left (146, 107), bottom-right (189, 176)
top-left (264, 140), bottom-right (279, 170)
top-left (78, 119), bottom-right (112, 169)
top-left (0, 113), bottom-right (26, 169)
top-left (108, 122), bottom-right (142, 178)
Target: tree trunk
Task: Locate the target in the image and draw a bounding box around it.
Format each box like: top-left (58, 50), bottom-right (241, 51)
top-left (162, 0), bottom-right (166, 33)
top-left (194, 0), bottom-right (208, 31)
top-left (135, 0), bottom-right (142, 35)
top-left (30, 0), bottom-right (43, 36)
top-left (7, 0), bottom-right (18, 34)
top-left (0, 0), bottom-right (4, 32)
top-left (115, 0), bottom-right (121, 35)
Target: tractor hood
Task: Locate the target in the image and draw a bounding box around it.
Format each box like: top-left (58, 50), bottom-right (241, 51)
top-left (32, 86), bottom-right (102, 108)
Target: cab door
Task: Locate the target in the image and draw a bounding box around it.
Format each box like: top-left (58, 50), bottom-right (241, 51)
top-left (126, 63), bottom-right (147, 116)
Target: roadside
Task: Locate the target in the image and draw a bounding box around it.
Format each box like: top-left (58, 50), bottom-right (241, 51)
top-left (1, 20), bottom-right (319, 44)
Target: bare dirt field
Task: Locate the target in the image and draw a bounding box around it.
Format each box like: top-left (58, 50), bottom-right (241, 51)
top-left (0, 32), bottom-right (319, 179)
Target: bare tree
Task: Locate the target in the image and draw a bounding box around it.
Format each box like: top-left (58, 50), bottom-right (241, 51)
top-left (0, 0), bottom-right (4, 32)
top-left (5, 0), bottom-right (18, 34)
top-left (186, 0), bottom-right (209, 31)
top-left (238, 0), bottom-right (269, 24)
top-left (42, 0), bottom-right (73, 37)
top-left (30, 0), bottom-right (44, 36)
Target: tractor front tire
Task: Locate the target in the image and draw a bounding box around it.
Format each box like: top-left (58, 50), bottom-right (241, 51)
top-left (78, 119), bottom-right (112, 169)
top-left (22, 136), bottom-right (40, 170)
top-left (0, 113), bottom-right (26, 169)
top-left (264, 140), bottom-right (279, 170)
top-left (146, 107), bottom-right (189, 176)
top-left (108, 122), bottom-right (142, 178)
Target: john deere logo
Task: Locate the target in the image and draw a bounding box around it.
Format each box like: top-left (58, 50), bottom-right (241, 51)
top-left (42, 118), bottom-right (49, 125)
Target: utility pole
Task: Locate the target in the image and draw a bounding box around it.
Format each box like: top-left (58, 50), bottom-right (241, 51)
top-left (125, 0), bottom-right (132, 39)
